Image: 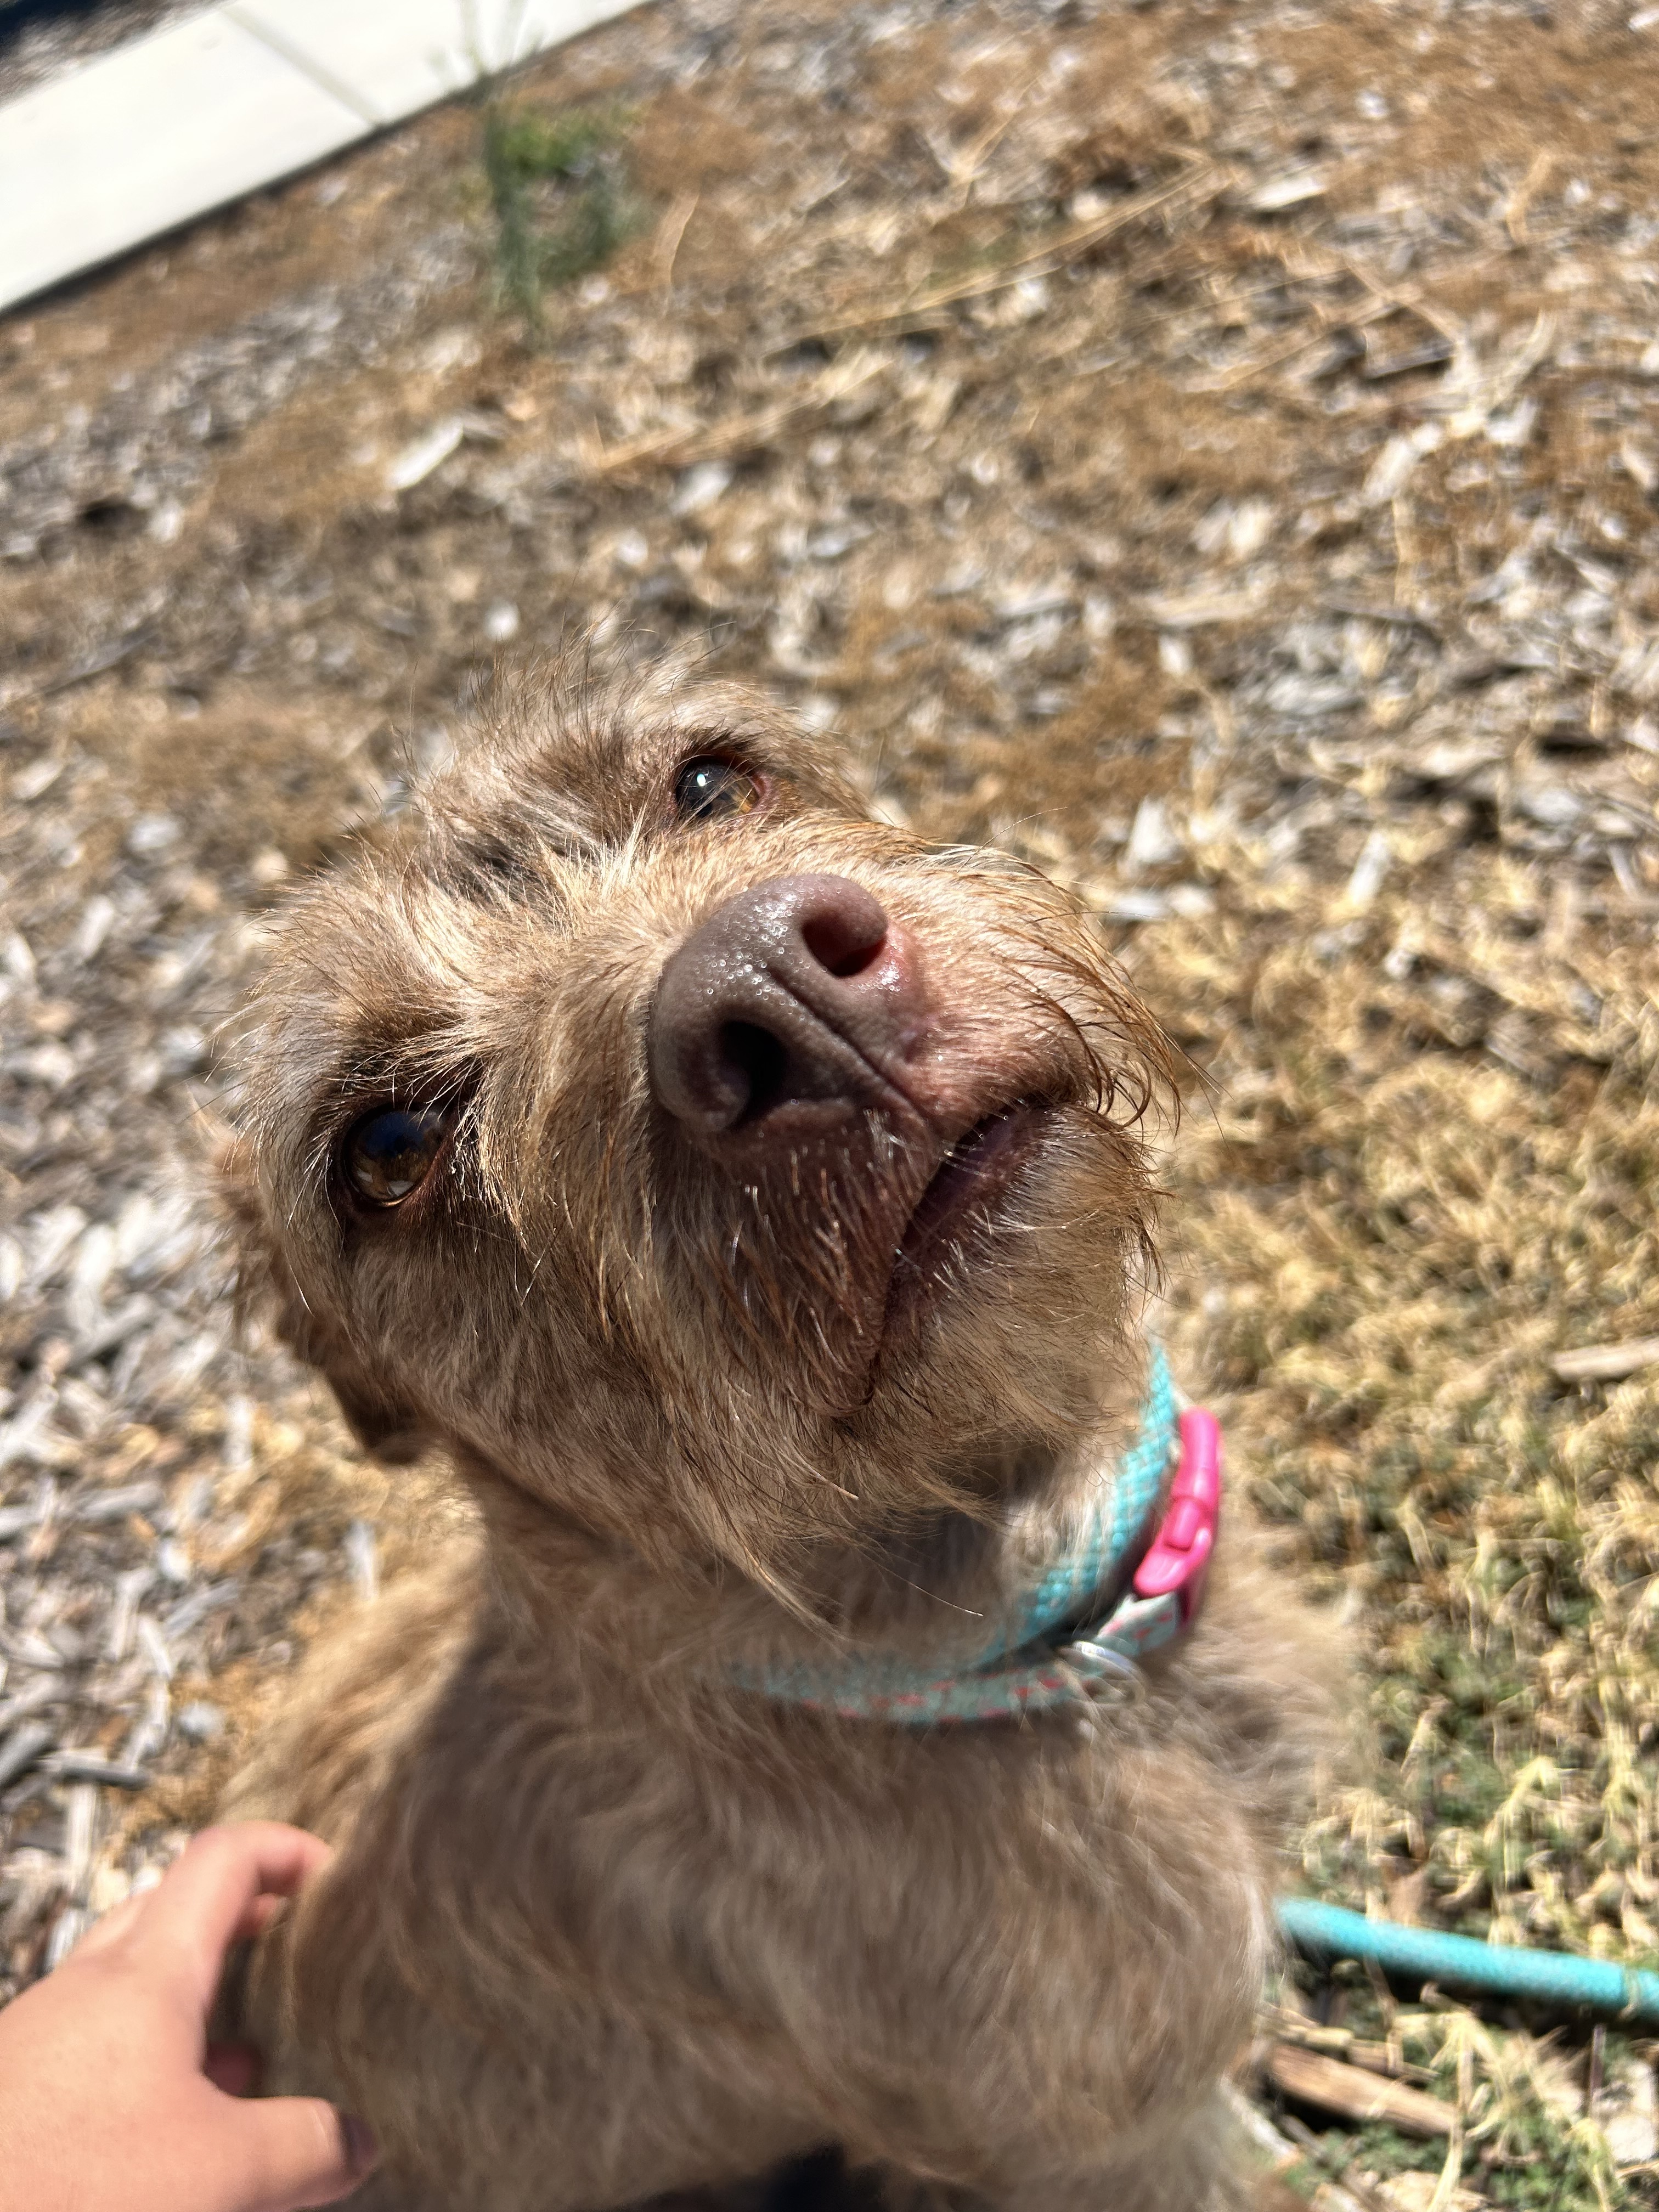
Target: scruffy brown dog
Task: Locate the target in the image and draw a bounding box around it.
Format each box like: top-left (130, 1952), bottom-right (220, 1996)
top-left (219, 664), bottom-right (1330, 2212)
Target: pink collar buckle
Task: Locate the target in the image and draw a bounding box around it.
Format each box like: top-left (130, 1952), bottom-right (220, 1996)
top-left (1058, 1408), bottom-right (1223, 1674)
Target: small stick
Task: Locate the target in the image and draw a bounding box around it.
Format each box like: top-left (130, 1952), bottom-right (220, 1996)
top-left (1551, 1337), bottom-right (1659, 1384)
top-left (652, 192), bottom-right (698, 292)
top-left (1266, 2044), bottom-right (1456, 2136)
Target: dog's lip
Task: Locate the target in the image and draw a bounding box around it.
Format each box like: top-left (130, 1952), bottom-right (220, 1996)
top-left (889, 1102), bottom-right (1054, 1294)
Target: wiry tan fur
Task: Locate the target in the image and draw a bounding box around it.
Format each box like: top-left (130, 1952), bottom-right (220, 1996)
top-left (219, 662), bottom-right (1333, 2212)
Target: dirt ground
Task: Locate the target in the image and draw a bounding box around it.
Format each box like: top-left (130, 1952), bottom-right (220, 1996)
top-left (3, 0), bottom-right (1659, 2200)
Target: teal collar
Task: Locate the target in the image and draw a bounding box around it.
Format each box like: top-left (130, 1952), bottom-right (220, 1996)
top-left (739, 1347), bottom-right (1221, 1726)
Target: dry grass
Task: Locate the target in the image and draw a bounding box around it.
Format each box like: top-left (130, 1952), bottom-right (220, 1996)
top-left (1144, 844), bottom-right (1659, 1945)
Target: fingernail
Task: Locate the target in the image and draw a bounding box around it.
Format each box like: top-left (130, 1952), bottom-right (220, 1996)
top-left (337, 2112), bottom-right (380, 2174)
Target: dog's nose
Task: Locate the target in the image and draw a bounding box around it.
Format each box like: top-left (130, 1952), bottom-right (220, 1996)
top-left (649, 874), bottom-right (924, 1138)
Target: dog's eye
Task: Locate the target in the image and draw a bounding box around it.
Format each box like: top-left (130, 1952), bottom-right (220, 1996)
top-left (674, 757), bottom-right (762, 823)
top-left (342, 1104), bottom-right (452, 1208)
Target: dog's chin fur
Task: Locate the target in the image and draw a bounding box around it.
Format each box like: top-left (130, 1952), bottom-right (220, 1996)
top-left (219, 663), bottom-right (1338, 2212)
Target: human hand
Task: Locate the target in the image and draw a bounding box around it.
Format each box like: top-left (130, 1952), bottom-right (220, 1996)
top-left (0, 1820), bottom-right (378, 2212)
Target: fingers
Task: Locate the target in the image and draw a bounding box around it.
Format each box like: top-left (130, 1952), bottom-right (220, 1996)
top-left (125, 1824), bottom-right (333, 2012)
top-left (69, 1852), bottom-right (278, 1973)
top-left (215, 2094), bottom-right (379, 2212)
top-left (66, 1889), bottom-right (149, 1961)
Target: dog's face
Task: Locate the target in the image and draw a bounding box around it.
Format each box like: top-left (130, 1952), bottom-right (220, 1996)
top-left (224, 671), bottom-right (1170, 1593)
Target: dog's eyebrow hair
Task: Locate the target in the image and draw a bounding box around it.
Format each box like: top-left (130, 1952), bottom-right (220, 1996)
top-left (438, 840), bottom-right (558, 909)
top-left (432, 830), bottom-right (586, 906)
top-left (423, 773), bottom-right (621, 879)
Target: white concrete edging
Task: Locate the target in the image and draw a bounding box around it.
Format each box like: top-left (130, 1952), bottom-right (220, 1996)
top-left (0, 0), bottom-right (640, 315)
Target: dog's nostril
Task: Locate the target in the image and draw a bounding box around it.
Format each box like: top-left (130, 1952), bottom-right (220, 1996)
top-left (800, 906), bottom-right (886, 981)
top-left (718, 1021), bottom-right (789, 1125)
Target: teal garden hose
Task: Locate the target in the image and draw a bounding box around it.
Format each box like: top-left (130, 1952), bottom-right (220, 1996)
top-left (1278, 1898), bottom-right (1659, 2023)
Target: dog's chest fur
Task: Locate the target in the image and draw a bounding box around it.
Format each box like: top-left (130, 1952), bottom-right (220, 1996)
top-left (229, 1527), bottom-right (1323, 2212)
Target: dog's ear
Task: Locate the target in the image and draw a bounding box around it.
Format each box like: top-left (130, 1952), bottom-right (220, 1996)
top-left (214, 1129), bottom-right (430, 1466)
top-left (212, 1126), bottom-right (266, 1255)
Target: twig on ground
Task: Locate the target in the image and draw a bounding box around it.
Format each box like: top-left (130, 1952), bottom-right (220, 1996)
top-left (1267, 2045), bottom-right (1457, 2137)
top-left (1551, 1337), bottom-right (1659, 1384)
